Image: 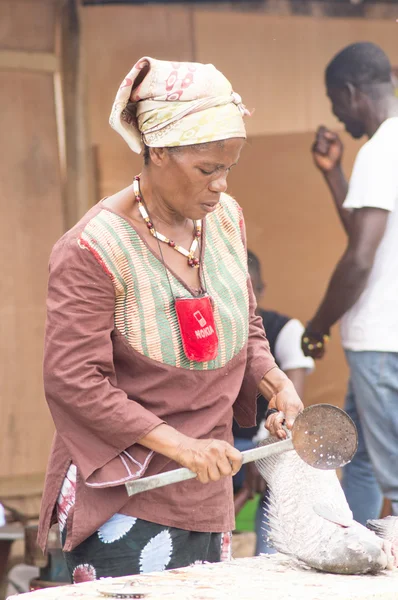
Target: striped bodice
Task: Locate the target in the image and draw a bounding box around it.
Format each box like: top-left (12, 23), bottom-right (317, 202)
top-left (78, 193), bottom-right (249, 370)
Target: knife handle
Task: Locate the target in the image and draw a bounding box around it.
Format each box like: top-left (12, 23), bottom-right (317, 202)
top-left (125, 438), bottom-right (294, 497)
top-left (125, 466), bottom-right (196, 497)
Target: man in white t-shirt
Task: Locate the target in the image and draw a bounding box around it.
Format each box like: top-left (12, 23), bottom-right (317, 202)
top-left (301, 42), bottom-right (398, 524)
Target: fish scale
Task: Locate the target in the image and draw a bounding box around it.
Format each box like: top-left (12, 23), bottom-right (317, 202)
top-left (255, 434), bottom-right (393, 574)
top-left (367, 516), bottom-right (398, 545)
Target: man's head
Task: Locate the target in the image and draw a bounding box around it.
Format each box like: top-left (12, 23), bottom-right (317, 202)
top-left (248, 250), bottom-right (266, 304)
top-left (325, 42), bottom-right (393, 139)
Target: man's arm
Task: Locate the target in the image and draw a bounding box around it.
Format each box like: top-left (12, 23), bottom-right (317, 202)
top-left (323, 167), bottom-right (351, 234)
top-left (303, 207), bottom-right (389, 356)
top-left (312, 126), bottom-right (351, 235)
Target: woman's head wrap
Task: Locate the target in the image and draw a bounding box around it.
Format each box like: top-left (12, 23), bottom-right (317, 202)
top-left (109, 57), bottom-right (249, 153)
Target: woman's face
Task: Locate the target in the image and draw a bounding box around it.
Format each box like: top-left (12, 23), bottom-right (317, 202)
top-left (151, 138), bottom-right (245, 221)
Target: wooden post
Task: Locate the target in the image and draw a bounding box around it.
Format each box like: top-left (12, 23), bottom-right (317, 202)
top-left (55, 0), bottom-right (95, 228)
top-left (0, 0), bottom-right (91, 486)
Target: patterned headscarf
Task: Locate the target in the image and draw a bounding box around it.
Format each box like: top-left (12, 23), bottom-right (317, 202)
top-left (109, 57), bottom-right (249, 154)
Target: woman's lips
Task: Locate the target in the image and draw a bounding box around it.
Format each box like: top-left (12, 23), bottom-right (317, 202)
top-left (201, 202), bottom-right (218, 213)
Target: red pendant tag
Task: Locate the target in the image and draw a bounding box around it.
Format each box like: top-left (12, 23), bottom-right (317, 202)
top-left (175, 294), bottom-right (219, 362)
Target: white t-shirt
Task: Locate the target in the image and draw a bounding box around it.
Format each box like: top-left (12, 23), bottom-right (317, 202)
top-left (274, 318), bottom-right (314, 373)
top-left (0, 503), bottom-right (5, 527)
top-left (340, 117), bottom-right (398, 352)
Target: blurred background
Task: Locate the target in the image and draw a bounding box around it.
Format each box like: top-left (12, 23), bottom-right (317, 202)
top-left (0, 0), bottom-right (397, 592)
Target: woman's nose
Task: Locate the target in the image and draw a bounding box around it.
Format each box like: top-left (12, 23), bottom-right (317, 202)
top-left (209, 173), bottom-right (228, 193)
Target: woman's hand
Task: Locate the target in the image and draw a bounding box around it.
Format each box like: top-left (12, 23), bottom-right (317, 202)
top-left (258, 368), bottom-right (304, 440)
top-left (139, 424), bottom-right (242, 484)
top-left (174, 437), bottom-right (243, 484)
top-left (265, 385), bottom-right (304, 439)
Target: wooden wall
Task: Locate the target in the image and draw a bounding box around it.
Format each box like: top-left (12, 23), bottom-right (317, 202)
top-left (0, 0), bottom-right (92, 485)
top-left (2, 1), bottom-right (398, 482)
top-left (0, 0), bottom-right (62, 480)
top-left (194, 11), bottom-right (398, 136)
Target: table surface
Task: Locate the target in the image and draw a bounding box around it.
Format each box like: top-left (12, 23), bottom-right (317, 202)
top-left (6, 554), bottom-right (398, 600)
top-left (0, 523), bottom-right (24, 541)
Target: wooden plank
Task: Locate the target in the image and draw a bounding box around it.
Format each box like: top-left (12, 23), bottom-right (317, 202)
top-left (82, 4), bottom-right (194, 198)
top-left (194, 11), bottom-right (328, 136)
top-left (0, 474), bottom-right (45, 521)
top-left (0, 0), bottom-right (92, 481)
top-left (0, 524), bottom-right (24, 542)
top-left (194, 10), bottom-right (398, 136)
top-left (0, 70), bottom-right (63, 478)
top-left (0, 0), bottom-right (58, 53)
top-left (0, 474), bottom-right (45, 499)
top-left (82, 1), bottom-right (398, 19)
top-left (0, 50), bottom-right (58, 73)
top-left (55, 0), bottom-right (95, 228)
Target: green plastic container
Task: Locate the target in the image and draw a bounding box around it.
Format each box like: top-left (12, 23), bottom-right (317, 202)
top-left (235, 494), bottom-right (261, 532)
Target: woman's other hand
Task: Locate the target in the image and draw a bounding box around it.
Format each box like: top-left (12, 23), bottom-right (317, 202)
top-left (265, 385), bottom-right (303, 440)
top-left (258, 368), bottom-right (304, 440)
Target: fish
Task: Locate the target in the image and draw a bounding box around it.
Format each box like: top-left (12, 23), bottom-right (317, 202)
top-left (367, 516), bottom-right (398, 558)
top-left (255, 436), bottom-right (394, 574)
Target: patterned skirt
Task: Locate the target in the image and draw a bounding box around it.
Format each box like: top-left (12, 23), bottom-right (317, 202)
top-left (58, 466), bottom-right (231, 583)
top-left (62, 515), bottom-right (232, 583)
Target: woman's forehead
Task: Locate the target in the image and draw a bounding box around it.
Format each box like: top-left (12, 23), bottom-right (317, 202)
top-left (178, 138), bottom-right (245, 162)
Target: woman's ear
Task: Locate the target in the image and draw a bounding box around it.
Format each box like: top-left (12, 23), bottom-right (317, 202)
top-left (148, 147), bottom-right (167, 167)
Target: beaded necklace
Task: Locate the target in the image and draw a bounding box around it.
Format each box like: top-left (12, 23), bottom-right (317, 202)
top-left (133, 175), bottom-right (202, 269)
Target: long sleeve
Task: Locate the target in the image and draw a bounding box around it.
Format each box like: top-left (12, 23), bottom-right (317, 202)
top-left (43, 237), bottom-right (164, 487)
top-left (233, 212), bottom-right (277, 427)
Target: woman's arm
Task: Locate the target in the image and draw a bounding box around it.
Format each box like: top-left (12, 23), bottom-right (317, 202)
top-left (284, 368), bottom-right (307, 399)
top-left (138, 423), bottom-right (242, 484)
top-left (258, 368), bottom-right (304, 439)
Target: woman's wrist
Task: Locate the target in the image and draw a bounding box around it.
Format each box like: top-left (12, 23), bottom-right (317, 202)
top-left (138, 423), bottom-right (190, 461)
top-left (258, 367), bottom-right (294, 401)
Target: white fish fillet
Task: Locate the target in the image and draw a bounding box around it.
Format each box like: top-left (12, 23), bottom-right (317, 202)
top-left (255, 436), bottom-right (389, 574)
